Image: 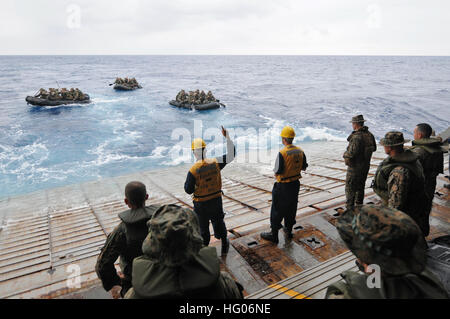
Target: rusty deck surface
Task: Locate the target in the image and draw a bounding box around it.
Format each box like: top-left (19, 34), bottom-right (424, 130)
top-left (0, 141), bottom-right (448, 299)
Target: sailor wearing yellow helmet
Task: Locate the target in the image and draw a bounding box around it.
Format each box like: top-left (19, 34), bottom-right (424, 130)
top-left (261, 126), bottom-right (308, 244)
top-left (184, 126), bottom-right (236, 256)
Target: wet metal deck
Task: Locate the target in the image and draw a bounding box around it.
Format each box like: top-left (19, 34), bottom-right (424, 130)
top-left (0, 141), bottom-right (448, 299)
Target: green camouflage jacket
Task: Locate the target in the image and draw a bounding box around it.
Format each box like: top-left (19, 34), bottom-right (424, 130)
top-left (343, 126), bottom-right (377, 171)
top-left (326, 269), bottom-right (448, 299)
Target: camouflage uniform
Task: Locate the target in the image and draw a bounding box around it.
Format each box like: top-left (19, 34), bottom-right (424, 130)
top-left (75, 88), bottom-right (86, 100)
top-left (36, 88), bottom-right (48, 99)
top-left (343, 115), bottom-right (377, 210)
top-left (95, 205), bottom-right (158, 297)
top-left (326, 205), bottom-right (448, 299)
top-left (194, 90), bottom-right (200, 105)
top-left (176, 90), bottom-right (187, 103)
top-left (188, 91), bottom-right (195, 104)
top-left (200, 90), bottom-right (206, 104)
top-left (411, 137), bottom-right (445, 223)
top-left (48, 88), bottom-right (59, 100)
top-left (372, 132), bottom-right (429, 236)
top-left (206, 91), bottom-right (215, 102)
top-left (124, 205), bottom-right (244, 299)
top-left (60, 88), bottom-right (68, 100)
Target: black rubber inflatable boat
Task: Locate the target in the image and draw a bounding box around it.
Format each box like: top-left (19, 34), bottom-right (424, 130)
top-left (113, 84), bottom-right (142, 91)
top-left (169, 100), bottom-right (224, 111)
top-left (26, 94), bottom-right (91, 107)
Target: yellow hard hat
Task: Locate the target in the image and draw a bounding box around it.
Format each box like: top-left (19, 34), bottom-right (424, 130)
top-left (191, 138), bottom-right (206, 150)
top-left (280, 126), bottom-right (296, 139)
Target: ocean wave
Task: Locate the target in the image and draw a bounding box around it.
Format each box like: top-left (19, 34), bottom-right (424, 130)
top-left (0, 141), bottom-right (49, 175)
top-left (158, 116), bottom-right (347, 167)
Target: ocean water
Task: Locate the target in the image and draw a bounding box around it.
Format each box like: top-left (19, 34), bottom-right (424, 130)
top-left (0, 55), bottom-right (449, 199)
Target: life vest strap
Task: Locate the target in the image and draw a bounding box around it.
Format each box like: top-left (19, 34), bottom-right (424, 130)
top-left (194, 190), bottom-right (222, 199)
top-left (281, 174), bottom-right (301, 181)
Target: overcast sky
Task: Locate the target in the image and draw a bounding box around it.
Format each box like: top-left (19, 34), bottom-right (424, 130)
top-left (1, 0), bottom-right (449, 55)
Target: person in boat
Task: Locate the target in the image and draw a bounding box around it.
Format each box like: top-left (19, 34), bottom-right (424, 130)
top-left (206, 91), bottom-right (216, 102)
top-left (60, 88), bottom-right (69, 100)
top-left (200, 90), bottom-right (207, 104)
top-left (325, 205), bottom-right (448, 299)
top-left (75, 88), bottom-right (86, 100)
top-left (188, 91), bottom-right (196, 105)
top-left (194, 90), bottom-right (201, 105)
top-left (261, 126), bottom-right (308, 243)
top-left (124, 204), bottom-right (244, 299)
top-left (176, 90), bottom-right (187, 103)
top-left (35, 88), bottom-right (49, 99)
top-left (115, 77), bottom-right (122, 85)
top-left (96, 181), bottom-right (158, 299)
top-left (48, 88), bottom-right (59, 100)
top-left (184, 126), bottom-right (235, 256)
top-left (66, 88), bottom-right (74, 100)
top-left (410, 123), bottom-right (445, 237)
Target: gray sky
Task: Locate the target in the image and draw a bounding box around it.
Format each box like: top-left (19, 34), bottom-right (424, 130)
top-left (1, 0), bottom-right (449, 55)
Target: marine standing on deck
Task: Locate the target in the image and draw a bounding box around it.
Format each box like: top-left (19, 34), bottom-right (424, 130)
top-left (95, 182), bottom-right (158, 298)
top-left (184, 126), bottom-right (236, 256)
top-left (410, 123), bottom-right (445, 236)
top-left (372, 131), bottom-right (429, 236)
top-left (343, 115), bottom-right (377, 210)
top-left (261, 126), bottom-right (308, 243)
top-left (325, 205), bottom-right (448, 299)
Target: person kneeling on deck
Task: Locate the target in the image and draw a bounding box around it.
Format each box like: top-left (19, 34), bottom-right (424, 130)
top-left (261, 126), bottom-right (308, 244)
top-left (95, 181), bottom-right (159, 299)
top-left (184, 126), bottom-right (235, 256)
top-left (325, 205), bottom-right (448, 299)
top-left (124, 204), bottom-right (244, 299)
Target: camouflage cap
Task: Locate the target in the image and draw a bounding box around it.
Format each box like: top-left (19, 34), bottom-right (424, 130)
top-left (380, 131), bottom-right (410, 147)
top-left (336, 205), bottom-right (427, 276)
top-left (142, 204), bottom-right (204, 267)
top-left (350, 115), bottom-right (366, 123)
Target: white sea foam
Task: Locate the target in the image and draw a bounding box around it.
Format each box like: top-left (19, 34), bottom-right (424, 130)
top-left (149, 146), bottom-right (169, 159)
top-left (92, 97), bottom-right (129, 104)
top-left (159, 117), bottom-right (347, 167)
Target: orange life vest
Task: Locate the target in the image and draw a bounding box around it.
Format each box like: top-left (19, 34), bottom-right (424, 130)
top-left (276, 145), bottom-right (304, 183)
top-left (189, 158), bottom-right (222, 202)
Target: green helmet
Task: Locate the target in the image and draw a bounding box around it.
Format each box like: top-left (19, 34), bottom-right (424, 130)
top-left (336, 205), bottom-right (427, 276)
top-left (142, 204), bottom-right (204, 267)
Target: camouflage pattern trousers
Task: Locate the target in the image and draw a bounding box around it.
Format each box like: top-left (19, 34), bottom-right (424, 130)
top-left (345, 166), bottom-right (370, 210)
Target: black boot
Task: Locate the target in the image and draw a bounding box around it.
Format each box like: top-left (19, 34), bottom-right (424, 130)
top-left (261, 229), bottom-right (279, 244)
top-left (221, 238), bottom-right (230, 256)
top-left (283, 226), bottom-right (293, 239)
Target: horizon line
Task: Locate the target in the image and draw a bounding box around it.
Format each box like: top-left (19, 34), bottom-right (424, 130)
top-left (1, 54), bottom-right (450, 57)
